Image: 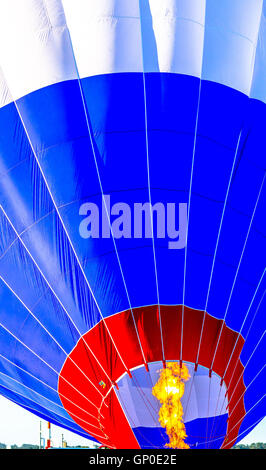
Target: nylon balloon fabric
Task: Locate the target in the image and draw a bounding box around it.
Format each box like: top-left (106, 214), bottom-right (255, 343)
top-left (0, 0), bottom-right (265, 449)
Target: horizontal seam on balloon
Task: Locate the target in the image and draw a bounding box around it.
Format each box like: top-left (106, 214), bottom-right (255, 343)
top-left (0, 156), bottom-right (30, 178)
top-left (55, 189), bottom-right (266, 232)
top-left (1, 93), bottom-right (259, 151)
top-left (204, 22), bottom-right (255, 45)
top-left (0, 181), bottom-right (264, 240)
top-left (15, 24), bottom-right (68, 37)
top-left (147, 16), bottom-right (204, 27)
top-left (0, 239), bottom-right (261, 319)
top-left (20, 127), bottom-right (238, 156)
top-left (81, 246), bottom-right (263, 287)
top-left (6, 128), bottom-right (264, 174)
top-left (35, 134), bottom-right (90, 155)
top-left (87, 14), bottom-right (204, 26)
top-left (81, 128), bottom-right (240, 153)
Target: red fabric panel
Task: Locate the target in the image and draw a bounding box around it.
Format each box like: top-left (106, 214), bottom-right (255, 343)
top-left (103, 389), bottom-right (140, 449)
top-left (58, 305), bottom-right (246, 448)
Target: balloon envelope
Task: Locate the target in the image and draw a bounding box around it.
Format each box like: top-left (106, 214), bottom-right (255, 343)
top-left (0, 0), bottom-right (265, 449)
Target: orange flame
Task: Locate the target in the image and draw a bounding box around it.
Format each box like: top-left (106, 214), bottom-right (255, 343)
top-left (152, 362), bottom-right (190, 449)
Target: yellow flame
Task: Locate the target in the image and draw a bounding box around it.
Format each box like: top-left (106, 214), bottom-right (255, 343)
top-left (152, 362), bottom-right (190, 449)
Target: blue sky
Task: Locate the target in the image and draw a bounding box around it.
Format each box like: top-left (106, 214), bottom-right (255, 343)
top-left (0, 396), bottom-right (96, 448)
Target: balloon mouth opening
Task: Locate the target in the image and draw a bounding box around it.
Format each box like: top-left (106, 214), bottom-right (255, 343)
top-left (114, 360), bottom-right (228, 448)
top-left (58, 305), bottom-right (246, 448)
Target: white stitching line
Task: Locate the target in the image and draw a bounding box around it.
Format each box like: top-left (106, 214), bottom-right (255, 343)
top-left (210, 175), bottom-right (266, 371)
top-left (0, 204), bottom-right (115, 387)
top-left (138, 0), bottom-right (165, 363)
top-left (0, 352), bottom-right (102, 422)
top-left (0, 65), bottom-right (130, 375)
top-left (0, 274), bottom-right (104, 399)
top-left (0, 320), bottom-right (104, 418)
top-left (63, 25), bottom-right (149, 370)
top-left (0, 369), bottom-right (105, 435)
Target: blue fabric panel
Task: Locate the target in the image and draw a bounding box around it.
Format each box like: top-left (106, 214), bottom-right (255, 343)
top-left (241, 291), bottom-right (266, 366)
top-left (7, 73), bottom-right (263, 326)
top-left (0, 72), bottom-right (264, 444)
top-left (0, 103), bottom-right (101, 332)
top-left (238, 396), bottom-right (266, 445)
top-left (0, 355), bottom-right (60, 406)
top-left (0, 327), bottom-right (58, 390)
top-left (133, 414), bottom-right (228, 449)
top-left (0, 280), bottom-right (66, 371)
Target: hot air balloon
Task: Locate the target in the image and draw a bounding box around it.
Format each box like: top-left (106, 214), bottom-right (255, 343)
top-left (0, 0), bottom-right (265, 449)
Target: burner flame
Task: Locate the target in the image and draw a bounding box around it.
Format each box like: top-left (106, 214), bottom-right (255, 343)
top-left (152, 362), bottom-right (190, 449)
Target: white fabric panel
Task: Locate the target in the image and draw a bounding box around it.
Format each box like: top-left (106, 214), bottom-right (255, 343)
top-left (0, 0), bottom-right (76, 102)
top-left (115, 362), bottom-right (228, 429)
top-left (0, 67), bottom-right (12, 108)
top-left (202, 0), bottom-right (263, 95)
top-left (140, 0), bottom-right (206, 77)
top-left (62, 0), bottom-right (143, 77)
top-left (0, 1), bottom-right (265, 104)
top-left (183, 372), bottom-right (227, 423)
top-left (251, 13), bottom-right (266, 102)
